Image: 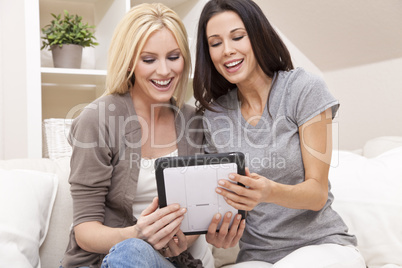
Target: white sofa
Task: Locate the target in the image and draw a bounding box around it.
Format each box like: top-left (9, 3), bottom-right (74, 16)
top-left (1, 136), bottom-right (401, 268)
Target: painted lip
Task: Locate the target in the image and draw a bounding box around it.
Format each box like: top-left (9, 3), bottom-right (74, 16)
top-left (150, 78), bottom-right (174, 91)
top-left (223, 59), bottom-right (244, 73)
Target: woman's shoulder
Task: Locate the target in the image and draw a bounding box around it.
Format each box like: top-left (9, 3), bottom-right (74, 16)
top-left (93, 92), bottom-right (131, 111)
top-left (277, 67), bottom-right (324, 87)
top-left (205, 89), bottom-right (238, 117)
top-left (179, 103), bottom-right (197, 116)
top-left (178, 103), bottom-right (204, 128)
top-left (275, 67), bottom-right (328, 98)
top-left (72, 93), bottom-right (132, 129)
top-left (82, 92), bottom-right (131, 115)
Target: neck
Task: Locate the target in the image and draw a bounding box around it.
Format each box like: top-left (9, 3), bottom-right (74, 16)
top-left (130, 88), bottom-right (172, 122)
top-left (237, 71), bottom-right (272, 113)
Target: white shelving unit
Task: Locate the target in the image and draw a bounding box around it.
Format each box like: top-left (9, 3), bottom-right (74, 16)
top-left (0, 0), bottom-right (207, 159)
top-left (41, 67), bottom-right (107, 86)
top-left (38, 0), bottom-right (131, 157)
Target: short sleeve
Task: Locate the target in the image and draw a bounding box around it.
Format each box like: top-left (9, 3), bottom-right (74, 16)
top-left (288, 70), bottom-right (339, 127)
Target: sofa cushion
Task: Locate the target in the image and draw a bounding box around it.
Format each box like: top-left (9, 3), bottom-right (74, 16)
top-left (362, 136), bottom-right (402, 158)
top-left (212, 243), bottom-right (240, 268)
top-left (0, 169), bottom-right (58, 268)
top-left (330, 146), bottom-right (402, 267)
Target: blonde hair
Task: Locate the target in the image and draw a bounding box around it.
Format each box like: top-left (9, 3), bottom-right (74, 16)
top-left (104, 3), bottom-right (191, 107)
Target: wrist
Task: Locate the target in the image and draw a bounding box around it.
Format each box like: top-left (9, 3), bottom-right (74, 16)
top-left (119, 225), bottom-right (137, 241)
top-left (264, 179), bottom-right (277, 203)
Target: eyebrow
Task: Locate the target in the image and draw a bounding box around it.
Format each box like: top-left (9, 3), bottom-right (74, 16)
top-left (207, 28), bottom-right (245, 39)
top-left (141, 48), bottom-right (181, 56)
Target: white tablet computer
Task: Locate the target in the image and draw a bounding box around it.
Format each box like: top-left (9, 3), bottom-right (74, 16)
top-left (155, 152), bottom-right (247, 235)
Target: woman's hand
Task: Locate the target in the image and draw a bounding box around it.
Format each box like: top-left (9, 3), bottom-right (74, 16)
top-left (206, 211), bottom-right (245, 249)
top-left (215, 168), bottom-right (272, 211)
top-left (134, 197), bottom-right (187, 251)
top-left (159, 230), bottom-right (188, 257)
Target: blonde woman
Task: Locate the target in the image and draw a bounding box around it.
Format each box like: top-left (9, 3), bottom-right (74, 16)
top-left (61, 3), bottom-right (216, 267)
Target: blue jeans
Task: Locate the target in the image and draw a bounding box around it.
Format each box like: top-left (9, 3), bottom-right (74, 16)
top-left (101, 238), bottom-right (175, 268)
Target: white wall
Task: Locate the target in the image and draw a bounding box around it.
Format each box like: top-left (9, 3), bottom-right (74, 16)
top-left (174, 0), bottom-right (209, 73)
top-left (0, 0), bottom-right (4, 159)
top-left (324, 57), bottom-right (402, 150)
top-left (0, 0), bottom-right (42, 159)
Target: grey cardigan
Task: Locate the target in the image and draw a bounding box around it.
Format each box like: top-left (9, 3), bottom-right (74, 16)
top-left (62, 92), bottom-right (204, 267)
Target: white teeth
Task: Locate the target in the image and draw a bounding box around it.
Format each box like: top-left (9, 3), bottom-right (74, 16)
top-left (152, 79), bottom-right (171, 86)
top-left (226, 60), bottom-right (242, 67)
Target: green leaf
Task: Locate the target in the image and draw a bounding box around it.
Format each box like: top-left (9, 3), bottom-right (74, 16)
top-left (40, 10), bottom-right (98, 50)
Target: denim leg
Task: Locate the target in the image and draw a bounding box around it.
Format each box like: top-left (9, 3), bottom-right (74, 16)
top-left (101, 238), bottom-right (175, 268)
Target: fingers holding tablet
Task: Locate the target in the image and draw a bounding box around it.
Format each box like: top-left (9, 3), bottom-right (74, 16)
top-left (206, 212), bottom-right (246, 249)
top-left (135, 197), bottom-right (187, 250)
top-left (161, 230), bottom-right (187, 257)
top-left (216, 167), bottom-right (272, 211)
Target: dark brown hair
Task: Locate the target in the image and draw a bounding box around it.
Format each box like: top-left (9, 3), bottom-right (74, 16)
top-left (193, 0), bottom-right (293, 112)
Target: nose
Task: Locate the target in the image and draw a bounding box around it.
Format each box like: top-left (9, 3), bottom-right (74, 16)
top-left (156, 59), bottom-right (169, 76)
top-left (223, 41), bottom-right (236, 56)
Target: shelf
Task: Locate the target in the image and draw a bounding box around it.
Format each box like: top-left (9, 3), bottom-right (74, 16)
top-left (41, 67), bottom-right (106, 75)
top-left (41, 67), bottom-right (106, 86)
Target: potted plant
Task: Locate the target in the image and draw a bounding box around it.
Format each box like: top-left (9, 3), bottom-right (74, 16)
top-left (41, 10), bottom-right (98, 69)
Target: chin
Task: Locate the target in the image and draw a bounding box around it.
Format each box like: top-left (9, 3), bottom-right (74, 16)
top-left (225, 76), bottom-right (244, 86)
top-left (152, 94), bottom-right (175, 104)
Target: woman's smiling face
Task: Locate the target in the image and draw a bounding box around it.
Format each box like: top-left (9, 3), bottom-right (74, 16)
top-left (206, 11), bottom-right (261, 86)
top-left (132, 27), bottom-right (184, 104)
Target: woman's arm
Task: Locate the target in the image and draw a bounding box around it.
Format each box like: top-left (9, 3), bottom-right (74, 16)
top-left (215, 108), bottom-right (333, 211)
top-left (74, 221), bottom-right (132, 254)
top-left (74, 197), bottom-right (187, 254)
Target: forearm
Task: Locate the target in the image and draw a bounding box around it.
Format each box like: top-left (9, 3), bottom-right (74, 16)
top-left (269, 177), bottom-right (328, 211)
top-left (75, 201), bottom-right (189, 254)
top-left (74, 221), bottom-right (135, 254)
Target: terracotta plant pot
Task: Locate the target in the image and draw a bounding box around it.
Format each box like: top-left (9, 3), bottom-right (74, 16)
top-left (51, 44), bottom-right (83, 69)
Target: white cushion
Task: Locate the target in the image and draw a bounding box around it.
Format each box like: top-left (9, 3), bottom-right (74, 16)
top-left (330, 146), bottom-right (402, 267)
top-left (212, 243), bottom-right (240, 267)
top-left (0, 169), bottom-right (58, 268)
top-left (363, 136), bottom-right (402, 158)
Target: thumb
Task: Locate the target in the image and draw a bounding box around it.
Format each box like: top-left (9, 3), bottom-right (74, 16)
top-left (245, 167), bottom-right (259, 179)
top-left (141, 196), bottom-right (159, 216)
top-left (245, 167), bottom-right (251, 176)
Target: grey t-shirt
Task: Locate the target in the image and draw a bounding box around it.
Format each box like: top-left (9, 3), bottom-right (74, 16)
top-left (203, 68), bottom-right (357, 263)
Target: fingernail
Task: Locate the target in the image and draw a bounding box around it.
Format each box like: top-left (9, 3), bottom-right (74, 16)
top-left (218, 180), bottom-right (225, 186)
top-left (237, 214), bottom-right (242, 220)
top-left (215, 214), bottom-right (221, 220)
top-left (227, 212), bottom-right (232, 218)
top-left (229, 174), bottom-right (235, 179)
top-left (174, 204), bottom-right (180, 209)
top-left (216, 188), bottom-right (222, 193)
top-left (181, 208), bottom-right (187, 213)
